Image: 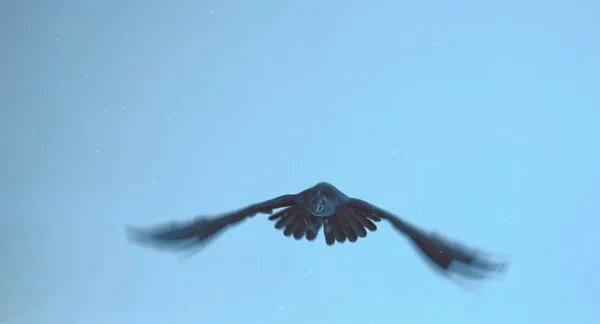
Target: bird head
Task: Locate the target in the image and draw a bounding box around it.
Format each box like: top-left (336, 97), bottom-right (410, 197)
top-left (309, 187), bottom-right (337, 217)
top-left (312, 193), bottom-right (327, 216)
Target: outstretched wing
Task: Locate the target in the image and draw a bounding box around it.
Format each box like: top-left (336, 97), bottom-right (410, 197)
top-left (348, 198), bottom-right (508, 280)
top-left (126, 194), bottom-right (299, 252)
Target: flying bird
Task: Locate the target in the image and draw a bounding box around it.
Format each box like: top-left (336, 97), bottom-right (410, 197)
top-left (127, 182), bottom-right (507, 280)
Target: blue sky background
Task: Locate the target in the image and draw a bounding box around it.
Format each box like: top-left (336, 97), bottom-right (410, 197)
top-left (1, 0), bottom-right (599, 323)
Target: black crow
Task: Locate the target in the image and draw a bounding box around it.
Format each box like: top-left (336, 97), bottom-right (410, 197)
top-left (127, 182), bottom-right (507, 280)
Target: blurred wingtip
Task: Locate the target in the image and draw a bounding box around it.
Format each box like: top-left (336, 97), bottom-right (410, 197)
top-left (490, 255), bottom-right (512, 279)
top-left (125, 226), bottom-right (152, 244)
top-left (124, 224), bottom-right (212, 257)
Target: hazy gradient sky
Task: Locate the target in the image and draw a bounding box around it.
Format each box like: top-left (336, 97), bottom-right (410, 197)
top-left (1, 0), bottom-right (599, 323)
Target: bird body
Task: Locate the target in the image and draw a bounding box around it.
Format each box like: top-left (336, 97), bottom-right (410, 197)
top-left (127, 182), bottom-right (507, 280)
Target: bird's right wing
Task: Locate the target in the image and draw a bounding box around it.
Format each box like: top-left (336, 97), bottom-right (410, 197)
top-left (126, 194), bottom-right (299, 252)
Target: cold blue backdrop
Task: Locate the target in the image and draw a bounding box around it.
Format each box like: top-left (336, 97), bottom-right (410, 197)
top-left (1, 0), bottom-right (598, 323)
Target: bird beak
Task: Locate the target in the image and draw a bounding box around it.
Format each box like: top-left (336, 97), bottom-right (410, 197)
top-left (313, 199), bottom-right (325, 215)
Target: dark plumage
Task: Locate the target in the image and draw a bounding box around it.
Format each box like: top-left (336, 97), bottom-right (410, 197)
top-left (127, 182), bottom-right (507, 280)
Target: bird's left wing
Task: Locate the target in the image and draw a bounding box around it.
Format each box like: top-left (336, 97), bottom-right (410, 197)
top-left (348, 198), bottom-right (508, 280)
top-left (126, 194), bottom-right (299, 252)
